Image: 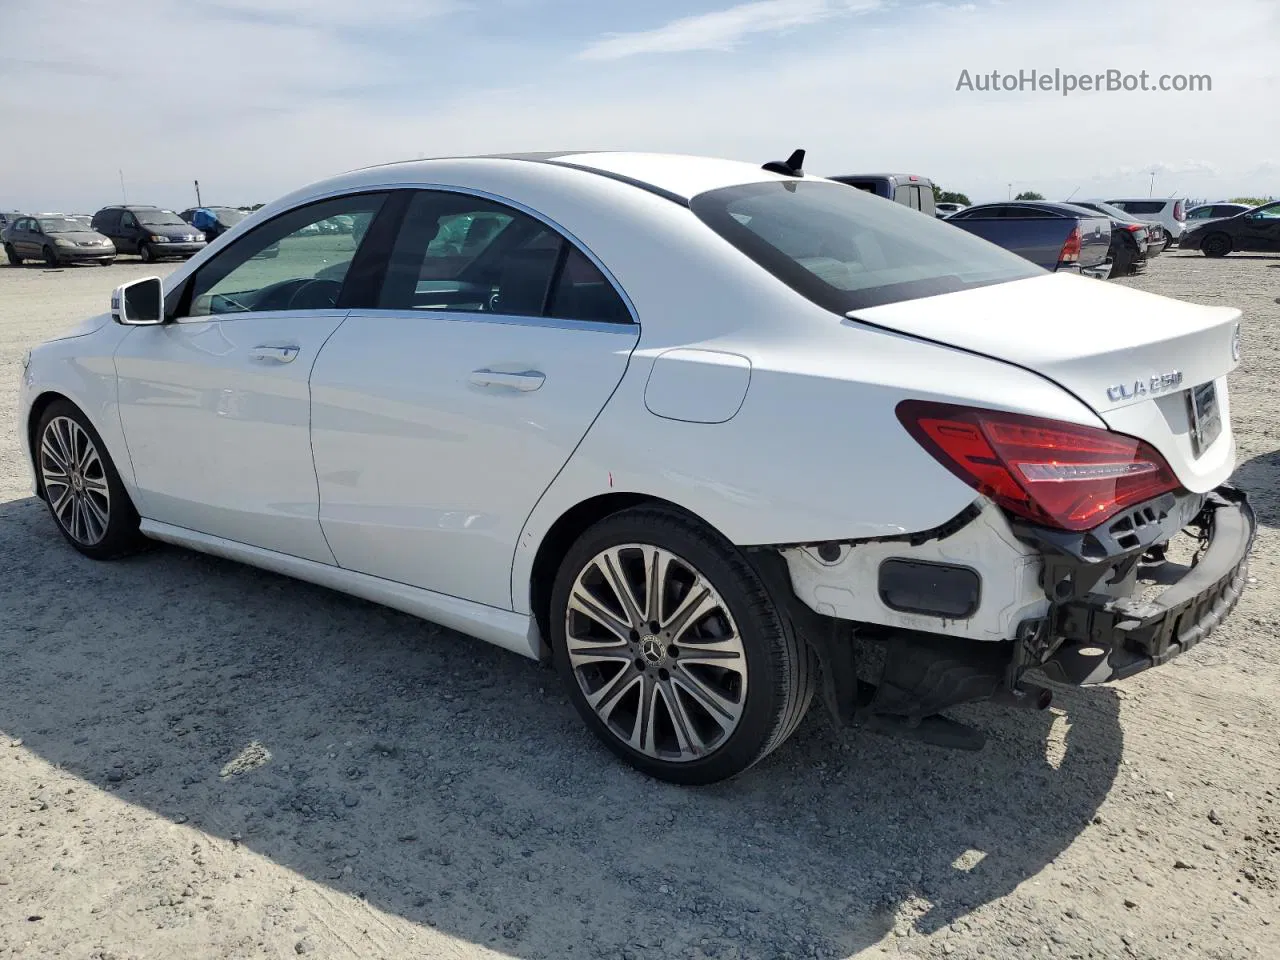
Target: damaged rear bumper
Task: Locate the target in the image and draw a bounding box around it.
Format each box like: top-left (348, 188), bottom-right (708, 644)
top-left (751, 484), bottom-right (1255, 751)
top-left (1036, 485), bottom-right (1255, 685)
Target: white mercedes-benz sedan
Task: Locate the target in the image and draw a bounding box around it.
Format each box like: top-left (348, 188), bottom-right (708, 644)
top-left (18, 150), bottom-right (1255, 784)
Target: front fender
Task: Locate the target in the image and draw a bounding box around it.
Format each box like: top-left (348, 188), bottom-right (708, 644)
top-left (20, 322), bottom-right (137, 499)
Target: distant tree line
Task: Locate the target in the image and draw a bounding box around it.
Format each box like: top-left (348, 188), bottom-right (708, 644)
top-left (931, 184), bottom-right (972, 205)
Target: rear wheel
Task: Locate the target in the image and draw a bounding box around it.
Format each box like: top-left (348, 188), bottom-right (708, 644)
top-left (3, 243), bottom-right (21, 265)
top-left (1112, 244), bottom-right (1133, 276)
top-left (34, 401), bottom-right (145, 560)
top-left (1201, 233), bottom-right (1232, 257)
top-left (550, 505), bottom-right (817, 785)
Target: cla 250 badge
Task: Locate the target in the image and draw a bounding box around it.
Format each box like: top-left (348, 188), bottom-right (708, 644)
top-left (1106, 371), bottom-right (1183, 403)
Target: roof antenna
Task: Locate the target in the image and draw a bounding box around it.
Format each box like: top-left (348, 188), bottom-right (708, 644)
top-left (763, 148), bottom-right (805, 177)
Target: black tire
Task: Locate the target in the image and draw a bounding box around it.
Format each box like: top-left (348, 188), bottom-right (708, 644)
top-left (1201, 233), bottom-right (1231, 258)
top-left (34, 400), bottom-right (146, 560)
top-left (3, 243), bottom-right (22, 265)
top-left (550, 505), bottom-right (817, 785)
top-left (1112, 244), bottom-right (1133, 277)
top-left (139, 242), bottom-right (156, 263)
top-left (43, 245), bottom-right (59, 268)
top-left (100, 258), bottom-right (115, 267)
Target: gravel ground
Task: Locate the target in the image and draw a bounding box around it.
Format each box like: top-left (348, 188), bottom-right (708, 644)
top-left (1, 252), bottom-right (1277, 960)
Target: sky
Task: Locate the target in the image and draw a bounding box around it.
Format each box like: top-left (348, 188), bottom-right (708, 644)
top-left (1, 0), bottom-right (1277, 213)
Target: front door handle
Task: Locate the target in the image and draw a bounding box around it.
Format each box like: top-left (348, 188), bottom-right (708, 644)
top-left (250, 345), bottom-right (300, 363)
top-left (469, 368), bottom-right (545, 392)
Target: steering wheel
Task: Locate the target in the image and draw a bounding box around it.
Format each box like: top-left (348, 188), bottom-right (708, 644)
top-left (285, 278), bottom-right (343, 311)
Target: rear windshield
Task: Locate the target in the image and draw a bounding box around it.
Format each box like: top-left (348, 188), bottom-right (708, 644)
top-left (212, 208), bottom-right (246, 225)
top-left (690, 180), bottom-right (1043, 312)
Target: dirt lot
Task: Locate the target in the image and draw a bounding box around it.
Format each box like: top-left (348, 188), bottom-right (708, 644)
top-left (1, 252), bottom-right (1277, 960)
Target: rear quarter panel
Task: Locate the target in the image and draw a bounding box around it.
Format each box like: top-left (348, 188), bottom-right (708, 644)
top-left (511, 294), bottom-right (1104, 616)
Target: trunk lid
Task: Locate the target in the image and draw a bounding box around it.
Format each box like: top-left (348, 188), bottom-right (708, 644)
top-left (851, 272), bottom-right (1243, 491)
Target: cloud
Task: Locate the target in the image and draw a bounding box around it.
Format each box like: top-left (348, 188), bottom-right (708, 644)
top-left (205, 0), bottom-right (462, 27)
top-left (1092, 161), bottom-right (1222, 180)
top-left (577, 0), bottom-right (883, 61)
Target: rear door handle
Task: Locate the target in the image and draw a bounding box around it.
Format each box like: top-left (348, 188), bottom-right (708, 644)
top-left (469, 368), bottom-right (545, 391)
top-left (250, 344), bottom-right (300, 363)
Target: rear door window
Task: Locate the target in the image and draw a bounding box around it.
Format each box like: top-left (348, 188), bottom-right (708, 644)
top-left (1112, 200), bottom-right (1165, 215)
top-left (377, 190), bottom-right (632, 323)
top-left (893, 184), bottom-right (912, 206)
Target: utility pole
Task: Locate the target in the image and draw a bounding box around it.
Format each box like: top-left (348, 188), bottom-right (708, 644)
top-left (119, 169), bottom-right (127, 204)
top-left (194, 180), bottom-right (202, 207)
top-left (1007, 182), bottom-right (1012, 200)
top-left (1148, 169), bottom-right (1157, 197)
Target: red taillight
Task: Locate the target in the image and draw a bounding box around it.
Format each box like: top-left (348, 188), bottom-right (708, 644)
top-left (896, 401), bottom-right (1181, 532)
top-left (1174, 200), bottom-right (1185, 221)
top-left (1124, 223), bottom-right (1144, 233)
top-left (1058, 225), bottom-right (1081, 263)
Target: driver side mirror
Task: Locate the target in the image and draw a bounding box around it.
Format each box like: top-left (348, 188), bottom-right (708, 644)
top-left (111, 276), bottom-right (165, 325)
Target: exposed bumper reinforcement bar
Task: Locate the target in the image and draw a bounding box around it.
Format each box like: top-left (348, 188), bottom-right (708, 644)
top-left (1039, 486), bottom-right (1255, 686)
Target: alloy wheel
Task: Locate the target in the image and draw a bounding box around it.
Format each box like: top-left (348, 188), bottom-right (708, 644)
top-left (40, 416), bottom-right (111, 546)
top-left (564, 544), bottom-right (748, 762)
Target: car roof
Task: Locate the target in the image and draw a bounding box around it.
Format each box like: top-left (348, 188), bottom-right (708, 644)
top-left (1104, 197), bottom-right (1180, 204)
top-left (342, 151), bottom-right (821, 203)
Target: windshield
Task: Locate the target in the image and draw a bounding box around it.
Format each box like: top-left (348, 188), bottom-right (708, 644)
top-left (138, 210), bottom-right (186, 226)
top-left (39, 217), bottom-right (88, 233)
top-left (690, 180), bottom-right (1043, 312)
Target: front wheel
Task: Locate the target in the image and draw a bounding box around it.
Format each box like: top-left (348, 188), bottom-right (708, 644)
top-left (34, 401), bottom-right (145, 559)
top-left (550, 506), bottom-right (817, 785)
top-left (139, 243), bottom-right (156, 263)
top-left (43, 246), bottom-right (59, 268)
top-left (1201, 233), bottom-right (1232, 258)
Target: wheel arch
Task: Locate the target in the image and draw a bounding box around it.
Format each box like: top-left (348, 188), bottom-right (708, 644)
top-left (26, 390), bottom-right (72, 499)
top-left (525, 492), bottom-right (727, 652)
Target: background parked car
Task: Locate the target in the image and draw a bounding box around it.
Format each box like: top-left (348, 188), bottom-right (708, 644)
top-left (827, 173), bottom-right (937, 216)
top-left (1104, 197), bottom-right (1186, 248)
top-left (180, 205), bottom-right (246, 241)
top-left (1185, 202), bottom-right (1254, 227)
top-left (1180, 199), bottom-right (1280, 256)
top-left (3, 214), bottom-right (116, 267)
top-left (1067, 200), bottom-right (1159, 275)
top-left (935, 201), bottom-right (966, 218)
top-left (0, 211), bottom-right (27, 233)
top-left (91, 205), bottom-right (207, 263)
top-left (945, 201), bottom-right (1112, 277)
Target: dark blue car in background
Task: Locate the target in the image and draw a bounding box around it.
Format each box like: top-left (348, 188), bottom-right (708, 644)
top-left (944, 201), bottom-right (1113, 278)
